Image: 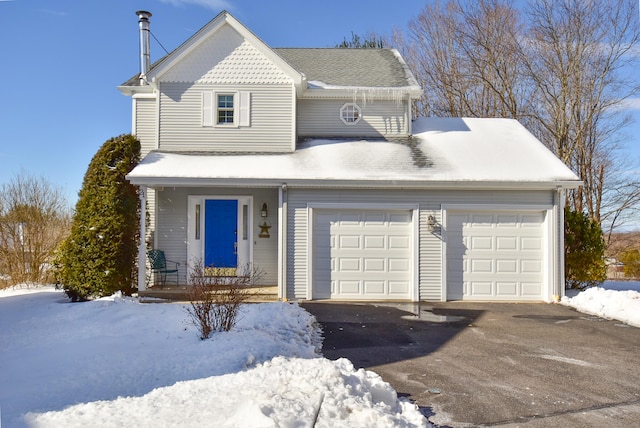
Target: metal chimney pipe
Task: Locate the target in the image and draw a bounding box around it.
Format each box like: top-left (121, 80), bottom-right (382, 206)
top-left (136, 10), bottom-right (152, 85)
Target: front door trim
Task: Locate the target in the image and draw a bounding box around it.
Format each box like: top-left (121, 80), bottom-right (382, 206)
top-left (187, 195), bottom-right (253, 281)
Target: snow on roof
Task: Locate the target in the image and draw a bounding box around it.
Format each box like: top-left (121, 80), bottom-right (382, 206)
top-left (127, 117), bottom-right (581, 188)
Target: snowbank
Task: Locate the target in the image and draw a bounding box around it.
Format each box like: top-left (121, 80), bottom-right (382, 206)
top-left (0, 286), bottom-right (427, 428)
top-left (561, 285), bottom-right (640, 327)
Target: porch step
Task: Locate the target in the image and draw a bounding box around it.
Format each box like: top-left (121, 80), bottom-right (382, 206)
top-left (138, 285), bottom-right (279, 303)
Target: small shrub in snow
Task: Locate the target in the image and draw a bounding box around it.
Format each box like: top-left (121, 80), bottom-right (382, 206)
top-left (564, 207), bottom-right (606, 290)
top-left (185, 260), bottom-right (263, 339)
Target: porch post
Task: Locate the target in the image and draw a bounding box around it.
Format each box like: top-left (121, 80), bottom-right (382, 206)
top-left (278, 183), bottom-right (288, 300)
top-left (138, 185), bottom-right (147, 291)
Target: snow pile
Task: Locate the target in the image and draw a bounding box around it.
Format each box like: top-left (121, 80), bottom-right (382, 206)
top-left (0, 286), bottom-right (427, 428)
top-left (561, 285), bottom-right (640, 327)
top-left (25, 357), bottom-right (426, 428)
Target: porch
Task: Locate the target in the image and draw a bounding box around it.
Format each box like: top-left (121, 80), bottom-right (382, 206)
top-left (137, 284), bottom-right (279, 303)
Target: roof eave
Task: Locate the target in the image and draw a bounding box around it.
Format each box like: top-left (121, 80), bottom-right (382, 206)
top-left (126, 175), bottom-right (583, 191)
top-left (300, 85), bottom-right (422, 100)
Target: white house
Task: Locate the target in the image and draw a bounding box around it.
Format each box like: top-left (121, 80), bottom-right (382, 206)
top-left (121, 11), bottom-right (581, 302)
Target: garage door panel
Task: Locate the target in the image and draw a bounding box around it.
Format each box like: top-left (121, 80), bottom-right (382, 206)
top-left (471, 259), bottom-right (493, 273)
top-left (314, 209), bottom-right (412, 300)
top-left (389, 235), bottom-right (410, 249)
top-left (338, 213), bottom-right (361, 225)
top-left (522, 282), bottom-right (543, 296)
top-left (496, 214), bottom-right (518, 226)
top-left (389, 258), bottom-right (410, 272)
top-left (470, 236), bottom-right (493, 250)
top-left (469, 281), bottom-right (493, 295)
top-left (521, 237), bottom-right (542, 250)
top-left (364, 235), bottom-right (385, 249)
top-left (338, 258), bottom-right (361, 272)
top-left (364, 280), bottom-right (385, 294)
top-left (363, 212), bottom-right (386, 224)
top-left (496, 236), bottom-right (518, 250)
top-left (521, 259), bottom-right (542, 273)
top-left (389, 212), bottom-right (411, 224)
top-left (470, 214), bottom-right (494, 226)
top-left (496, 259), bottom-right (518, 273)
top-left (339, 235), bottom-right (361, 249)
top-left (447, 210), bottom-right (545, 301)
top-left (364, 258), bottom-right (385, 271)
top-left (389, 281), bottom-right (410, 295)
top-left (496, 281), bottom-right (518, 295)
top-left (337, 280), bottom-right (360, 294)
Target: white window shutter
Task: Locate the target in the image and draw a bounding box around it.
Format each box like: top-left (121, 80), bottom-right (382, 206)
top-left (202, 91), bottom-right (213, 127)
top-left (238, 91), bottom-right (251, 127)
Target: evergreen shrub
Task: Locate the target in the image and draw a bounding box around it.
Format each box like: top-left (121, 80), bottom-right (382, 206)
top-left (55, 135), bottom-right (140, 301)
top-left (564, 207), bottom-right (606, 290)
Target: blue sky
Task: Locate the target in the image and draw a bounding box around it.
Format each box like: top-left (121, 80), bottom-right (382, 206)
top-left (0, 0), bottom-right (638, 206)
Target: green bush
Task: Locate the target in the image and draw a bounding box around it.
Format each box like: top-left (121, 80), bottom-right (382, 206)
top-left (620, 249), bottom-right (640, 279)
top-left (55, 135), bottom-right (140, 301)
top-left (564, 207), bottom-right (606, 290)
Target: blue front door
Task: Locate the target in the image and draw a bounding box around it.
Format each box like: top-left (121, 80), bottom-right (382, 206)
top-left (204, 200), bottom-right (238, 268)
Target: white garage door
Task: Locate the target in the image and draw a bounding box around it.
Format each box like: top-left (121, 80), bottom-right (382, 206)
top-left (447, 211), bottom-right (546, 301)
top-left (313, 210), bottom-right (413, 300)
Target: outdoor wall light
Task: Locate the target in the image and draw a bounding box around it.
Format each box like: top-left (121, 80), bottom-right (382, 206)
top-left (261, 203), bottom-right (268, 218)
top-left (427, 215), bottom-right (436, 231)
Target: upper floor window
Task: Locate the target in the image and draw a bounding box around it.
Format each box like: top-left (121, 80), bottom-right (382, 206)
top-left (202, 91), bottom-right (251, 127)
top-left (217, 94), bottom-right (235, 124)
top-left (340, 103), bottom-right (361, 125)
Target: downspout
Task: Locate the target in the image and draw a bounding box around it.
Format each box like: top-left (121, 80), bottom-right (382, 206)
top-left (278, 184), bottom-right (288, 300)
top-left (138, 185), bottom-right (148, 291)
top-left (557, 188), bottom-right (566, 300)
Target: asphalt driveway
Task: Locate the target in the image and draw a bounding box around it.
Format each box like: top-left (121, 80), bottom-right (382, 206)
top-left (301, 301), bottom-right (640, 427)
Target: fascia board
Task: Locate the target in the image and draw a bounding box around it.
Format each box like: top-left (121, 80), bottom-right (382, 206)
top-left (299, 86), bottom-right (422, 100)
top-left (390, 48), bottom-right (422, 95)
top-left (126, 175), bottom-right (582, 191)
top-left (118, 84), bottom-right (155, 97)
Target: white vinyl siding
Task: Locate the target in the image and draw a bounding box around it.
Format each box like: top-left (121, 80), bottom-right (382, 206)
top-left (159, 83), bottom-right (294, 152)
top-left (133, 96), bottom-right (157, 156)
top-left (286, 189), bottom-right (554, 301)
top-left (297, 99), bottom-right (409, 138)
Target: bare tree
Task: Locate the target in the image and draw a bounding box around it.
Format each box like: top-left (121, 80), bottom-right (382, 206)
top-left (396, 0), bottom-right (640, 232)
top-left (405, 0), bottom-right (532, 122)
top-left (0, 173), bottom-right (71, 287)
top-left (524, 0), bottom-right (640, 225)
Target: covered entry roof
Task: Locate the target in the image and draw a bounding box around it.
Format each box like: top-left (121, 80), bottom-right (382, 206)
top-left (127, 117), bottom-right (581, 189)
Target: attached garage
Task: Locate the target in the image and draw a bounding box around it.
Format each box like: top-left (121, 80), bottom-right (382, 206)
top-left (445, 210), bottom-right (548, 301)
top-left (311, 209), bottom-right (416, 300)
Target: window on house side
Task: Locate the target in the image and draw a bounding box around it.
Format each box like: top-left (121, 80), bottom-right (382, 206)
top-left (217, 94), bottom-right (235, 124)
top-left (340, 103), bottom-right (361, 125)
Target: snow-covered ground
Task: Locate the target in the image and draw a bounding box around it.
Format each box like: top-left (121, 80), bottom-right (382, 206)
top-left (2, 281), bottom-right (638, 427)
top-left (0, 286), bottom-right (428, 428)
top-left (561, 280), bottom-right (640, 328)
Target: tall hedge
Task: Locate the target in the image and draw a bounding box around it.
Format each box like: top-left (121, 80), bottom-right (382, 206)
top-left (55, 135), bottom-right (141, 301)
top-left (564, 207), bottom-right (606, 290)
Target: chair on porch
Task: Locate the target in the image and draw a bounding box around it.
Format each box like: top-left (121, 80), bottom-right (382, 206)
top-left (147, 249), bottom-right (180, 287)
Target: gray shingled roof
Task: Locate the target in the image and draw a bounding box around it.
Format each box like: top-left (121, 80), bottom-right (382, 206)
top-left (274, 48), bottom-right (412, 88)
top-left (121, 48), bottom-right (416, 88)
